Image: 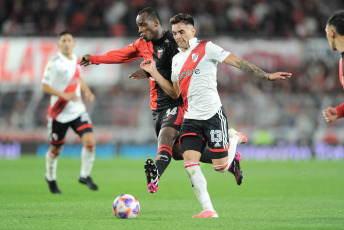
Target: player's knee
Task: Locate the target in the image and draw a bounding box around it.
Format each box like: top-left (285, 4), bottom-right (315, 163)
top-left (213, 160), bottom-right (230, 173)
top-left (84, 144), bottom-right (95, 152)
top-left (172, 150), bottom-right (183, 160)
top-left (172, 144), bottom-right (183, 160)
top-left (50, 146), bottom-right (63, 158)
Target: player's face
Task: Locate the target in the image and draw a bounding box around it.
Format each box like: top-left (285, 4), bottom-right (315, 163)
top-left (326, 24), bottom-right (337, 51)
top-left (58, 34), bottom-right (75, 56)
top-left (172, 22), bottom-right (196, 51)
top-left (136, 13), bottom-right (157, 42)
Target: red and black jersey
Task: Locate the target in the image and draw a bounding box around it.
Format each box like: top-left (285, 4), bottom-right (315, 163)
top-left (90, 31), bottom-right (182, 111)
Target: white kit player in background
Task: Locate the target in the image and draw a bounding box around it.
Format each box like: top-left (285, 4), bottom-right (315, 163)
top-left (140, 13), bottom-right (292, 218)
top-left (41, 31), bottom-right (98, 194)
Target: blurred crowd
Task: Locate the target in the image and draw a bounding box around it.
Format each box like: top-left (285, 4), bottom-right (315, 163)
top-left (1, 0), bottom-right (343, 38)
top-left (1, 56), bottom-right (344, 145)
top-left (1, 0), bottom-right (344, 145)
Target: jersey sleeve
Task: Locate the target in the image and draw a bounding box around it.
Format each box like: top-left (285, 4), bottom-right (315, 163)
top-left (171, 57), bottom-right (178, 82)
top-left (90, 39), bottom-right (142, 64)
top-left (42, 60), bottom-right (56, 86)
top-left (168, 41), bottom-right (180, 68)
top-left (205, 41), bottom-right (231, 63)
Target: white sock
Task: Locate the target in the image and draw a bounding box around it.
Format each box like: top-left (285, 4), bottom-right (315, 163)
top-left (80, 147), bottom-right (95, 178)
top-left (45, 151), bottom-right (57, 181)
top-left (228, 135), bottom-right (239, 163)
top-left (184, 162), bottom-right (215, 212)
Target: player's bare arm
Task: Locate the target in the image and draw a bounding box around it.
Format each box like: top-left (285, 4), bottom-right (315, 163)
top-left (80, 78), bottom-right (95, 102)
top-left (223, 54), bottom-right (292, 81)
top-left (80, 54), bottom-right (92, 66)
top-left (128, 69), bottom-right (149, 80)
top-left (140, 59), bottom-right (180, 99)
top-left (41, 83), bottom-right (78, 101)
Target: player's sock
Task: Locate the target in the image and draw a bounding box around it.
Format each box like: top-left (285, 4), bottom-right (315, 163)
top-left (228, 135), bottom-right (239, 164)
top-left (45, 150), bottom-right (57, 181)
top-left (80, 146), bottom-right (95, 178)
top-left (155, 145), bottom-right (172, 176)
top-left (184, 162), bottom-right (215, 212)
top-left (200, 147), bottom-right (212, 164)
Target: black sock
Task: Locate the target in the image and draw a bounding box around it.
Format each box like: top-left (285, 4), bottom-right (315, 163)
top-left (155, 145), bottom-right (172, 176)
top-left (200, 147), bottom-right (212, 164)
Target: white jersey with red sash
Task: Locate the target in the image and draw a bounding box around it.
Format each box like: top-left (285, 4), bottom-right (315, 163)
top-left (42, 52), bottom-right (86, 123)
top-left (171, 38), bottom-right (230, 120)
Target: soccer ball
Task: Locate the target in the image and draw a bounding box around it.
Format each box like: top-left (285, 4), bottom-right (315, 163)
top-left (113, 194), bottom-right (140, 219)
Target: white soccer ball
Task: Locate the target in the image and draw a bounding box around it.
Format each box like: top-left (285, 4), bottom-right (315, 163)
top-left (113, 194), bottom-right (140, 219)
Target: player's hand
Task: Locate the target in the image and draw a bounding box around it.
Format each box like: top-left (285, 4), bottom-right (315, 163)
top-left (267, 72), bottom-right (292, 81)
top-left (128, 69), bottom-right (148, 80)
top-left (85, 92), bottom-right (95, 102)
top-left (62, 92), bottom-right (78, 101)
top-left (80, 54), bottom-right (92, 66)
top-left (140, 59), bottom-right (156, 73)
top-left (323, 107), bottom-right (338, 123)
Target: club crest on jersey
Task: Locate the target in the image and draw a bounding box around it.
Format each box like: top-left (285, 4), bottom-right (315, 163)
top-left (192, 53), bottom-right (199, 62)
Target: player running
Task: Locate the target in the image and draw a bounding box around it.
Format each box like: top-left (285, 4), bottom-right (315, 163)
top-left (42, 31), bottom-right (98, 194)
top-left (140, 13), bottom-right (291, 218)
top-left (80, 7), bottom-right (246, 193)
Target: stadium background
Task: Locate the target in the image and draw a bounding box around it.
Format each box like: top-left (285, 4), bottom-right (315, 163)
top-left (1, 0), bottom-right (344, 160)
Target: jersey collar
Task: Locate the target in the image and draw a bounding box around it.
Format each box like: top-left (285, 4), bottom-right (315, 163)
top-left (178, 37), bottom-right (198, 52)
top-left (58, 51), bottom-right (76, 61)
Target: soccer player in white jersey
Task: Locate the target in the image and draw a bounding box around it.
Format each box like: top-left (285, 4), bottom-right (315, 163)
top-left (41, 31), bottom-right (98, 194)
top-left (140, 13), bottom-right (292, 218)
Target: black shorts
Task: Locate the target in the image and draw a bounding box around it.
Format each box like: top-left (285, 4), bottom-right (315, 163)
top-left (47, 112), bottom-right (93, 146)
top-left (152, 104), bottom-right (185, 137)
top-left (180, 106), bottom-right (229, 159)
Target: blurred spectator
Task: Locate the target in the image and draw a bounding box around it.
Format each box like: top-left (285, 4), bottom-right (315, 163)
top-left (1, 0), bottom-right (343, 37)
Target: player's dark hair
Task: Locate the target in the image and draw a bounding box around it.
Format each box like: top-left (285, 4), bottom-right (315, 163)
top-left (58, 30), bottom-right (73, 38)
top-left (327, 10), bottom-right (344, 35)
top-left (169, 13), bottom-right (194, 26)
top-left (138, 7), bottom-right (161, 22)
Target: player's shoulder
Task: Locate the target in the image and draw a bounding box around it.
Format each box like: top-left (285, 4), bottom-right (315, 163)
top-left (196, 39), bottom-right (211, 46)
top-left (164, 31), bottom-right (178, 46)
top-left (45, 54), bottom-right (60, 68)
top-left (135, 37), bottom-right (147, 45)
top-left (50, 54), bottom-right (61, 63)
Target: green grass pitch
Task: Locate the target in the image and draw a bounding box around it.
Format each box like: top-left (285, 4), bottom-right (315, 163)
top-left (0, 155), bottom-right (343, 230)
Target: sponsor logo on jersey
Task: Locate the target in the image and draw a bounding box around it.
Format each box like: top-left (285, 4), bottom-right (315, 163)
top-left (178, 68), bottom-right (200, 80)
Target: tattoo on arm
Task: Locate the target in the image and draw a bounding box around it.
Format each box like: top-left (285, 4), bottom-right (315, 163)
top-left (237, 59), bottom-right (269, 80)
